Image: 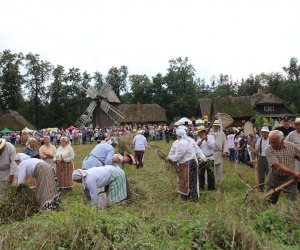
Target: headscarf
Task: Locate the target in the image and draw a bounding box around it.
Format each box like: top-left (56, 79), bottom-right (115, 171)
top-left (175, 128), bottom-right (189, 141)
top-left (15, 153), bottom-right (31, 162)
top-left (72, 169), bottom-right (87, 180)
top-left (107, 137), bottom-right (118, 146)
top-left (60, 136), bottom-right (70, 143)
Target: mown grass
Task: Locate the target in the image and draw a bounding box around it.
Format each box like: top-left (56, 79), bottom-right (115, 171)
top-left (1, 137), bottom-right (300, 249)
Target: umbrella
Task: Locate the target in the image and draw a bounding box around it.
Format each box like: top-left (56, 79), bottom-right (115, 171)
top-left (1, 128), bottom-right (13, 133)
top-left (67, 125), bottom-right (79, 131)
top-left (174, 117), bottom-right (193, 126)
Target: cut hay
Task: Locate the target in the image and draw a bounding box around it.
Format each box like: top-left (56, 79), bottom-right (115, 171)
top-left (0, 185), bottom-right (39, 224)
top-left (117, 136), bottom-right (134, 155)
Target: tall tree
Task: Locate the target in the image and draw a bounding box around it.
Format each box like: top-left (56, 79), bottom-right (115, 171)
top-left (0, 50), bottom-right (24, 111)
top-left (48, 65), bottom-right (68, 127)
top-left (129, 74), bottom-right (153, 103)
top-left (106, 66), bottom-right (128, 98)
top-left (283, 57), bottom-right (300, 83)
top-left (24, 53), bottom-right (53, 129)
top-left (164, 57), bottom-right (198, 120)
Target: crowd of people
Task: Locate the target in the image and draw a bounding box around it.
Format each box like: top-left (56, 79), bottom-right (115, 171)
top-left (0, 117), bottom-right (300, 210)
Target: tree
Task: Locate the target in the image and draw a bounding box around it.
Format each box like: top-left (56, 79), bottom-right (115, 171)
top-left (24, 53), bottom-right (53, 129)
top-left (283, 57), bottom-right (300, 83)
top-left (48, 65), bottom-right (68, 127)
top-left (106, 66), bottom-right (128, 98)
top-left (164, 57), bottom-right (199, 120)
top-left (0, 50), bottom-right (24, 111)
top-left (129, 74), bottom-right (153, 103)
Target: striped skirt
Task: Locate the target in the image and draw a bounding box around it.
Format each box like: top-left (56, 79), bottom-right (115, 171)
top-left (34, 162), bottom-right (61, 210)
top-left (56, 162), bottom-right (74, 189)
top-left (178, 159), bottom-right (199, 199)
top-left (107, 167), bottom-right (127, 203)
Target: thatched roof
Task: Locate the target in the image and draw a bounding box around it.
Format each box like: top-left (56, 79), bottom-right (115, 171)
top-left (250, 92), bottom-right (284, 107)
top-left (212, 96), bottom-right (255, 118)
top-left (118, 104), bottom-right (167, 123)
top-left (0, 110), bottom-right (36, 131)
top-left (199, 92), bottom-right (295, 119)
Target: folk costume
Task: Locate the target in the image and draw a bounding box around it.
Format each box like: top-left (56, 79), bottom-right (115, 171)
top-left (72, 165), bottom-right (127, 207)
top-left (168, 128), bottom-right (199, 199)
top-left (0, 139), bottom-right (17, 194)
top-left (16, 153), bottom-right (61, 210)
top-left (53, 137), bottom-right (75, 190)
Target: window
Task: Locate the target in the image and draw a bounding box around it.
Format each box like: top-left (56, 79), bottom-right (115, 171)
top-left (264, 105), bottom-right (274, 112)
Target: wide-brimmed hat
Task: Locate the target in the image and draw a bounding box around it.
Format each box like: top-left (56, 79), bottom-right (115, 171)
top-left (0, 138), bottom-right (6, 150)
top-left (197, 125), bottom-right (206, 132)
top-left (124, 151), bottom-right (136, 165)
top-left (261, 126), bottom-right (270, 133)
top-left (295, 117), bottom-right (300, 124)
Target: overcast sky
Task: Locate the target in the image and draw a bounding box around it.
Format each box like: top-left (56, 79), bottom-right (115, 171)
top-left (0, 0), bottom-right (299, 82)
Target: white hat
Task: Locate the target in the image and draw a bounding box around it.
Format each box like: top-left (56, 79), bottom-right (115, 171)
top-left (261, 126), bottom-right (270, 133)
top-left (213, 120), bottom-right (220, 126)
top-left (0, 138), bottom-right (6, 150)
top-left (295, 117), bottom-right (300, 124)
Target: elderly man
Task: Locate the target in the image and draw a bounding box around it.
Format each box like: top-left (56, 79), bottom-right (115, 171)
top-left (255, 126), bottom-right (270, 192)
top-left (285, 117), bottom-right (300, 191)
top-left (82, 137), bottom-right (118, 170)
top-left (265, 130), bottom-right (300, 204)
top-left (209, 120), bottom-right (227, 188)
top-left (0, 138), bottom-right (17, 194)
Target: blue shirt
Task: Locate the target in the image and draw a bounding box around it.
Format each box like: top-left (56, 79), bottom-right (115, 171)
top-left (82, 142), bottom-right (114, 170)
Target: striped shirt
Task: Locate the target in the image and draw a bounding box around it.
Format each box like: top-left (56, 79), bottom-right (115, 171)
top-left (265, 141), bottom-right (300, 176)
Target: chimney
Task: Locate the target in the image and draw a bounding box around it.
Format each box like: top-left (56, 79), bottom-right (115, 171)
top-left (257, 88), bottom-right (263, 94)
top-left (137, 101), bottom-right (141, 121)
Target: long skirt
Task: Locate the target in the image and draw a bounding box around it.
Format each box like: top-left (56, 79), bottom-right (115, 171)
top-left (107, 167), bottom-right (127, 203)
top-left (56, 162), bottom-right (74, 189)
top-left (178, 159), bottom-right (199, 199)
top-left (34, 162), bottom-right (61, 210)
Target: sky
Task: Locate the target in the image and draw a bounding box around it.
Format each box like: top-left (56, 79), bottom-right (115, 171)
top-left (0, 0), bottom-right (300, 82)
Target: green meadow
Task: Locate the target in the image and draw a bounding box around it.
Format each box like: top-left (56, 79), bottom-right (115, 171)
top-left (0, 137), bottom-right (300, 249)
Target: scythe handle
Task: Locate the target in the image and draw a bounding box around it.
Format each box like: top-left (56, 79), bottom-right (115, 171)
top-left (262, 178), bottom-right (296, 198)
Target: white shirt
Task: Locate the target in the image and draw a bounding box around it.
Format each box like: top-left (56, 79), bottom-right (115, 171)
top-left (0, 142), bottom-right (17, 181)
top-left (84, 166), bottom-right (113, 205)
top-left (227, 134), bottom-right (235, 149)
top-left (188, 137), bottom-right (206, 160)
top-left (18, 158), bottom-right (44, 184)
top-left (132, 134), bottom-right (147, 151)
top-left (54, 145), bottom-right (75, 162)
top-left (255, 137), bottom-right (269, 156)
top-left (168, 138), bottom-right (195, 164)
top-left (197, 135), bottom-right (215, 160)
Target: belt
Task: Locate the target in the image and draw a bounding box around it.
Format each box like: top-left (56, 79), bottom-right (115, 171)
top-left (205, 154), bottom-right (213, 157)
top-left (86, 154), bottom-right (105, 165)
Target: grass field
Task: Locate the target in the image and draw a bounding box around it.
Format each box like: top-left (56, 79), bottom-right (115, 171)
top-left (0, 137), bottom-right (300, 249)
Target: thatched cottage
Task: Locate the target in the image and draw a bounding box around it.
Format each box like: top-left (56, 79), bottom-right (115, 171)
top-left (199, 91), bottom-right (295, 126)
top-left (118, 102), bottom-right (167, 124)
top-left (0, 109), bottom-right (36, 131)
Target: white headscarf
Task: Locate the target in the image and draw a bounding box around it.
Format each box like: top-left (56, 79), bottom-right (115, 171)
top-left (72, 169), bottom-right (87, 180)
top-left (15, 153), bottom-right (31, 162)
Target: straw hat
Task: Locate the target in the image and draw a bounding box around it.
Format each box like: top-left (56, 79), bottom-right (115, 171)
top-left (295, 117), bottom-right (300, 124)
top-left (197, 126), bottom-right (206, 132)
top-left (0, 138), bottom-right (6, 150)
top-left (212, 120), bottom-right (220, 126)
top-left (261, 126), bottom-right (270, 133)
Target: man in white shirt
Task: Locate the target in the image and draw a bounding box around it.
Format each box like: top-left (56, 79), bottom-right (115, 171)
top-left (132, 130), bottom-right (147, 169)
top-left (197, 126), bottom-right (216, 191)
top-left (255, 126), bottom-right (270, 192)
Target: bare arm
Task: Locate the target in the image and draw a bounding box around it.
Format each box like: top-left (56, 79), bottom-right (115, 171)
top-left (271, 162), bottom-right (300, 179)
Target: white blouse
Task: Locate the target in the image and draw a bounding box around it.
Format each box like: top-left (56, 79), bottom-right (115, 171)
top-left (54, 145), bottom-right (74, 162)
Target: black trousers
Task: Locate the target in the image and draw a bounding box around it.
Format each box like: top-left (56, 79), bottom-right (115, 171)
top-left (199, 160), bottom-right (215, 190)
